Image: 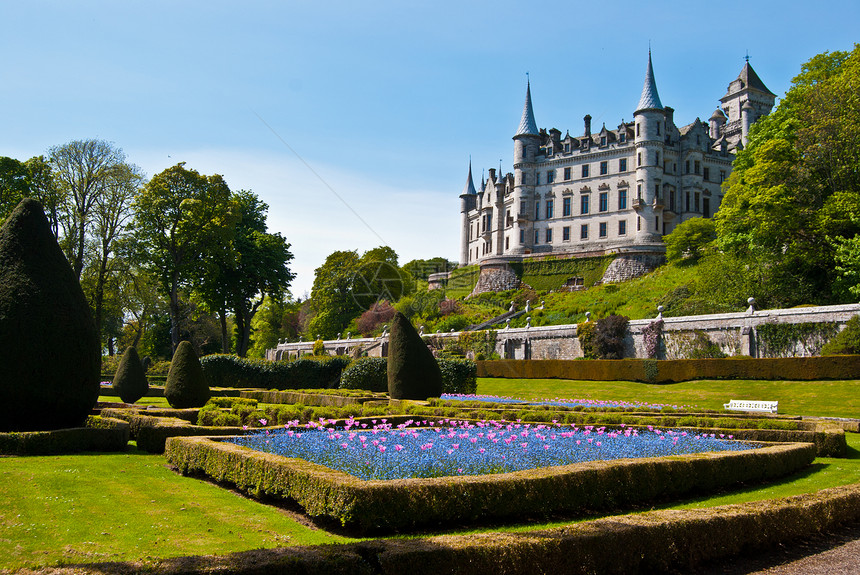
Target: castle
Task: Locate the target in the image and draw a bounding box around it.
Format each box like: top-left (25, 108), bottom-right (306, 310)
top-left (458, 53), bottom-right (775, 290)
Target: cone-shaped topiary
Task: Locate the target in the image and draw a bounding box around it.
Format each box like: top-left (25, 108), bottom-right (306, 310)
top-left (112, 346), bottom-right (149, 404)
top-left (387, 311), bottom-right (442, 400)
top-left (164, 341), bottom-right (211, 408)
top-left (0, 198), bottom-right (100, 431)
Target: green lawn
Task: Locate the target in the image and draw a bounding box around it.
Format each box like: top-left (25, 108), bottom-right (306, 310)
top-left (477, 377), bottom-right (860, 419)
top-left (0, 445), bottom-right (351, 571)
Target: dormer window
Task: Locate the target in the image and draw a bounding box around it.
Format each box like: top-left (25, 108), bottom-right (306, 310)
top-left (620, 133), bottom-right (627, 143)
top-left (581, 139), bottom-right (589, 149)
top-left (600, 136), bottom-right (606, 146)
top-left (546, 146), bottom-right (553, 156)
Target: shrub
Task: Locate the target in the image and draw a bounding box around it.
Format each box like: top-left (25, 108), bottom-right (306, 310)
top-left (312, 339), bottom-right (326, 356)
top-left (340, 357), bottom-right (388, 391)
top-left (112, 346), bottom-right (149, 404)
top-left (165, 341), bottom-right (211, 408)
top-left (593, 314), bottom-right (629, 359)
top-left (438, 358), bottom-right (478, 395)
top-left (685, 331), bottom-right (728, 359)
top-left (577, 322), bottom-right (597, 359)
top-left (388, 312), bottom-right (443, 400)
top-left (819, 316), bottom-right (860, 356)
top-left (0, 199), bottom-right (100, 431)
top-left (356, 300), bottom-right (397, 336)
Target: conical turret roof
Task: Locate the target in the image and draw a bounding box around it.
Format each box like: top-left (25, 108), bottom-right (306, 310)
top-left (515, 81), bottom-right (539, 137)
top-left (461, 161), bottom-right (477, 196)
top-left (635, 51), bottom-right (664, 113)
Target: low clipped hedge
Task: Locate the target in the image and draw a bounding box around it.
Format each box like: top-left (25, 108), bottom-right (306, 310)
top-left (239, 389), bottom-right (384, 406)
top-left (200, 355), bottom-right (351, 389)
top-left (340, 357), bottom-right (477, 395)
top-left (166, 436), bottom-right (815, 534)
top-left (0, 416), bottom-right (129, 455)
top-left (101, 408), bottom-right (247, 453)
top-left (478, 356), bottom-right (860, 382)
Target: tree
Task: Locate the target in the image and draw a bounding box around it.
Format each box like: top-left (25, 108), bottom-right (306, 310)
top-left (307, 250), bottom-right (362, 339)
top-left (711, 44), bottom-right (860, 307)
top-left (664, 218), bottom-right (716, 265)
top-left (246, 296), bottom-right (303, 359)
top-left (194, 190), bottom-right (294, 356)
top-left (131, 163), bottom-right (239, 351)
top-left (0, 157), bottom-right (30, 223)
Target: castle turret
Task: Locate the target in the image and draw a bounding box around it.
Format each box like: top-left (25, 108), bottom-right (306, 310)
top-left (633, 51), bottom-right (666, 243)
top-left (459, 161), bottom-right (478, 266)
top-left (709, 108), bottom-right (727, 140)
top-left (512, 80), bottom-right (541, 254)
top-left (719, 59), bottom-right (776, 150)
top-left (741, 100), bottom-right (754, 146)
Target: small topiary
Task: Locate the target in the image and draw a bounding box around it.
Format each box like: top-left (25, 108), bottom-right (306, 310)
top-left (164, 341), bottom-right (211, 408)
top-left (387, 311), bottom-right (442, 400)
top-left (0, 198), bottom-right (100, 431)
top-left (112, 346), bottom-right (149, 404)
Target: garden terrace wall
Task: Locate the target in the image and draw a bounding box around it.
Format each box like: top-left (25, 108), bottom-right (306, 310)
top-left (166, 436), bottom-right (814, 535)
top-left (0, 416), bottom-right (129, 455)
top-left (477, 356), bottom-right (860, 382)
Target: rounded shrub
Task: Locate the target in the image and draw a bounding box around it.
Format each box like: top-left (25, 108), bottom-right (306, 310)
top-left (821, 316), bottom-right (860, 355)
top-left (387, 311), bottom-right (442, 400)
top-left (164, 341), bottom-right (211, 408)
top-left (0, 199), bottom-right (100, 431)
top-left (340, 357), bottom-right (388, 391)
top-left (112, 346), bottom-right (149, 404)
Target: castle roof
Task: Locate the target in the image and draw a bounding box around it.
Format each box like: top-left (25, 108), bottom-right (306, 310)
top-left (515, 80), bottom-right (539, 137)
top-left (723, 61), bottom-right (776, 99)
top-left (461, 161), bottom-right (477, 196)
top-left (635, 51), bottom-right (664, 112)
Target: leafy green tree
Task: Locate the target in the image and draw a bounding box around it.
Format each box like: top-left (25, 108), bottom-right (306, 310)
top-left (307, 250), bottom-right (362, 339)
top-left (712, 44), bottom-right (860, 307)
top-left (131, 163), bottom-right (239, 351)
top-left (664, 218), bottom-right (716, 265)
top-left (0, 157), bottom-right (30, 223)
top-left (246, 296), bottom-right (303, 359)
top-left (402, 257), bottom-right (454, 281)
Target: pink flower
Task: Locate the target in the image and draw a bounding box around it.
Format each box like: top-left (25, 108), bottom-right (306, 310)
top-left (395, 445), bottom-right (404, 452)
top-left (259, 418), bottom-right (267, 426)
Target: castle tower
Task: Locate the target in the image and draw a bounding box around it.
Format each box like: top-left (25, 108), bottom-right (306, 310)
top-left (459, 161), bottom-right (478, 266)
top-left (633, 51), bottom-right (666, 243)
top-left (511, 80), bottom-right (540, 254)
top-left (719, 59), bottom-right (776, 149)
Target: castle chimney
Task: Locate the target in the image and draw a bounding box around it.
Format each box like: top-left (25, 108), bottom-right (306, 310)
top-left (584, 115), bottom-right (592, 137)
top-left (488, 168), bottom-right (496, 181)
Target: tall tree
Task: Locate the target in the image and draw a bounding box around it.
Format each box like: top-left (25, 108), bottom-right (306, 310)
top-left (307, 250), bottom-right (361, 339)
top-left (131, 163), bottom-right (239, 351)
top-left (49, 140), bottom-right (133, 279)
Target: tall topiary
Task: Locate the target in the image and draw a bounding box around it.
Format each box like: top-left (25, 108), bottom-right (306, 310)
top-left (387, 311), bottom-right (442, 400)
top-left (164, 341), bottom-right (211, 408)
top-left (112, 346), bottom-right (149, 404)
top-left (0, 198), bottom-right (100, 431)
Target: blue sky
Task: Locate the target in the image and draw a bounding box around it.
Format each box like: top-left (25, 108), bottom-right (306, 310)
top-left (2, 0), bottom-right (858, 297)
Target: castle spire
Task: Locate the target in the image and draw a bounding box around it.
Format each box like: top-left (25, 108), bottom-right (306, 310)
top-left (461, 160), bottom-right (477, 195)
top-left (635, 50), bottom-right (664, 113)
top-left (515, 79), bottom-right (539, 137)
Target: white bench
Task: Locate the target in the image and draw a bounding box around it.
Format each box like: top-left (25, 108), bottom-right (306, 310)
top-left (724, 399), bottom-right (778, 413)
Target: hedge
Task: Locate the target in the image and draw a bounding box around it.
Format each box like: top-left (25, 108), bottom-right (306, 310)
top-left (166, 436), bottom-right (814, 534)
top-left (100, 408), bottom-right (247, 453)
top-left (478, 355), bottom-right (860, 382)
top-left (0, 416), bottom-right (129, 455)
top-left (339, 357), bottom-right (477, 395)
top-left (37, 482), bottom-right (860, 575)
top-left (200, 354), bottom-right (351, 389)
top-left (239, 390), bottom-right (384, 406)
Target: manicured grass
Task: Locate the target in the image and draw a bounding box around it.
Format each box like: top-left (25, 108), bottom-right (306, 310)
top-left (0, 444), bottom-right (351, 571)
top-left (477, 377), bottom-right (860, 418)
top-left (98, 395), bottom-right (171, 408)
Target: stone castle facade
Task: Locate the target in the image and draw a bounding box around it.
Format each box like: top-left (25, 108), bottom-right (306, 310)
top-left (459, 54), bottom-right (775, 277)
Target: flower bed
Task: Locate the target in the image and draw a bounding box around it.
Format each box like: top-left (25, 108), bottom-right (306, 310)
top-left (228, 418), bottom-right (757, 480)
top-left (166, 431), bottom-right (815, 533)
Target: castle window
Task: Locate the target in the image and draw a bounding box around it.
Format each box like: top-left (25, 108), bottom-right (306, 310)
top-left (638, 153), bottom-right (642, 167)
top-left (520, 200), bottom-right (526, 215)
top-left (704, 197), bottom-right (711, 218)
top-left (545, 228), bottom-right (553, 243)
top-left (520, 229), bottom-right (525, 243)
top-left (536, 173), bottom-right (540, 185)
top-left (600, 136), bottom-right (607, 146)
top-left (619, 158), bottom-right (627, 172)
top-left (694, 192), bottom-right (700, 212)
top-left (655, 216), bottom-right (660, 232)
top-left (695, 160), bottom-right (701, 175)
top-left (720, 170), bottom-right (726, 183)
top-left (582, 139), bottom-right (589, 149)
top-left (535, 202), bottom-right (540, 220)
top-left (656, 123), bottom-right (661, 136)
top-left (620, 133), bottom-right (627, 143)
top-left (703, 167), bottom-right (710, 181)
top-left (564, 143), bottom-right (570, 153)
top-left (618, 189), bottom-right (627, 210)
top-left (637, 217), bottom-right (641, 231)
top-left (563, 226), bottom-right (570, 241)
top-left (580, 195), bottom-right (590, 215)
top-left (637, 184), bottom-right (642, 199)
top-left (505, 236), bottom-right (509, 250)
top-left (563, 197), bottom-right (571, 217)
top-left (599, 222), bottom-right (607, 238)
top-left (564, 167), bottom-right (571, 180)
top-left (546, 199), bottom-right (554, 219)
top-left (582, 164), bottom-right (589, 178)
top-left (685, 160), bottom-right (690, 174)
top-left (618, 220), bottom-right (627, 235)
top-left (534, 230), bottom-right (540, 244)
top-left (600, 161), bottom-right (608, 175)
top-left (636, 123), bottom-right (640, 136)
top-left (546, 146), bottom-right (553, 156)
top-left (581, 224), bottom-right (588, 240)
top-left (685, 192), bottom-right (691, 212)
top-left (547, 170), bottom-right (555, 183)
top-left (669, 189), bottom-right (676, 211)
top-left (656, 152), bottom-right (660, 165)
top-left (599, 192), bottom-right (608, 212)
